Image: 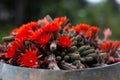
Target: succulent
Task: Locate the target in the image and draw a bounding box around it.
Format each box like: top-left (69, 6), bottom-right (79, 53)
top-left (0, 15), bottom-right (120, 70)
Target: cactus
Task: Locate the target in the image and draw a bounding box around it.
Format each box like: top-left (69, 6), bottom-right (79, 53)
top-left (68, 53), bottom-right (80, 60)
top-left (67, 46), bottom-right (77, 52)
top-left (0, 15), bottom-right (120, 70)
top-left (80, 49), bottom-right (95, 57)
top-left (72, 60), bottom-right (85, 69)
top-left (80, 57), bottom-right (94, 63)
top-left (64, 55), bottom-right (70, 62)
top-left (60, 61), bottom-right (77, 70)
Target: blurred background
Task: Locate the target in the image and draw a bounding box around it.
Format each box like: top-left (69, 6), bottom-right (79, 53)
top-left (0, 0), bottom-right (120, 43)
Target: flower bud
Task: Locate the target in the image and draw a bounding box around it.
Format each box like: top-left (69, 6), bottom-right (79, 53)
top-left (50, 42), bottom-right (57, 51)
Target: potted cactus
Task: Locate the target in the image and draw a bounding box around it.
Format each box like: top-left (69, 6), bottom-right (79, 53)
top-left (0, 15), bottom-right (120, 80)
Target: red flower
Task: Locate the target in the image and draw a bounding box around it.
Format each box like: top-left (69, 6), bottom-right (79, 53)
top-left (26, 22), bottom-right (39, 31)
top-left (100, 43), bottom-right (107, 52)
top-left (73, 25), bottom-right (81, 33)
top-left (29, 28), bottom-right (44, 41)
top-left (19, 48), bottom-right (38, 67)
top-left (10, 28), bottom-right (19, 35)
top-left (71, 24), bottom-right (90, 34)
top-left (86, 30), bottom-right (92, 38)
top-left (5, 46), bottom-right (17, 58)
top-left (54, 16), bottom-right (67, 26)
top-left (100, 41), bottom-right (112, 52)
top-left (106, 41), bottom-right (112, 49)
top-left (91, 26), bottom-right (100, 34)
top-left (46, 22), bottom-right (60, 32)
top-left (112, 41), bottom-right (120, 49)
top-left (5, 38), bottom-right (25, 58)
top-left (59, 36), bottom-right (72, 48)
top-left (111, 41), bottom-right (120, 55)
top-left (16, 22), bottom-right (39, 40)
top-left (29, 27), bottom-right (51, 45)
top-left (16, 26), bottom-right (30, 40)
top-left (79, 24), bottom-right (90, 31)
top-left (100, 41), bottom-right (120, 56)
top-left (37, 33), bottom-right (51, 45)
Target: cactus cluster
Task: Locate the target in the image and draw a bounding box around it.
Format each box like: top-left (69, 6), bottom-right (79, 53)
top-left (0, 15), bottom-right (120, 70)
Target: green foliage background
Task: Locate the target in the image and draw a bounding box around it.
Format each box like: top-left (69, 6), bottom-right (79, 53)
top-left (0, 0), bottom-right (120, 43)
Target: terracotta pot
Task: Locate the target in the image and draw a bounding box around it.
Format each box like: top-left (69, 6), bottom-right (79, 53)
top-left (0, 62), bottom-right (120, 80)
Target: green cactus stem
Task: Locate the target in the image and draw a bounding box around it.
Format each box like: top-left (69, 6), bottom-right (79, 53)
top-left (60, 61), bottom-right (77, 70)
top-left (67, 46), bottom-right (77, 52)
top-left (78, 45), bottom-right (90, 53)
top-left (72, 60), bottom-right (85, 69)
top-left (80, 49), bottom-right (95, 57)
top-left (56, 56), bottom-right (62, 61)
top-left (87, 53), bottom-right (97, 58)
top-left (64, 55), bottom-right (70, 62)
top-left (68, 53), bottom-right (80, 60)
top-left (80, 57), bottom-right (94, 62)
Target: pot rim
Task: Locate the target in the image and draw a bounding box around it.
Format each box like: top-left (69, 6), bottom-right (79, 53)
top-left (1, 62), bottom-right (120, 72)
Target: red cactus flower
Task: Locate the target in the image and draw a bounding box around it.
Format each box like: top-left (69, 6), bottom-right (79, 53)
top-left (100, 41), bottom-right (120, 56)
top-left (46, 22), bottom-right (60, 32)
top-left (6, 39), bottom-right (25, 61)
top-left (86, 30), bottom-right (92, 38)
top-left (91, 26), bottom-right (100, 34)
top-left (10, 28), bottom-right (19, 35)
top-left (54, 16), bottom-right (67, 26)
top-left (111, 41), bottom-right (120, 55)
top-left (29, 28), bottom-right (44, 41)
top-left (16, 26), bottom-right (30, 40)
top-left (5, 46), bottom-right (17, 58)
top-left (73, 25), bottom-right (81, 33)
top-left (58, 36), bottom-right (72, 48)
top-left (100, 43), bottom-right (106, 52)
top-left (29, 27), bottom-right (51, 45)
top-left (12, 38), bottom-right (25, 51)
top-left (106, 41), bottom-right (112, 49)
top-left (37, 33), bottom-right (51, 45)
top-left (112, 41), bottom-right (120, 50)
top-left (16, 22), bottom-right (39, 40)
top-left (26, 22), bottom-right (39, 31)
top-left (100, 41), bottom-right (112, 52)
top-left (71, 24), bottom-right (90, 34)
top-left (19, 48), bottom-right (39, 67)
top-left (79, 24), bottom-right (90, 31)
top-left (5, 38), bottom-right (25, 58)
